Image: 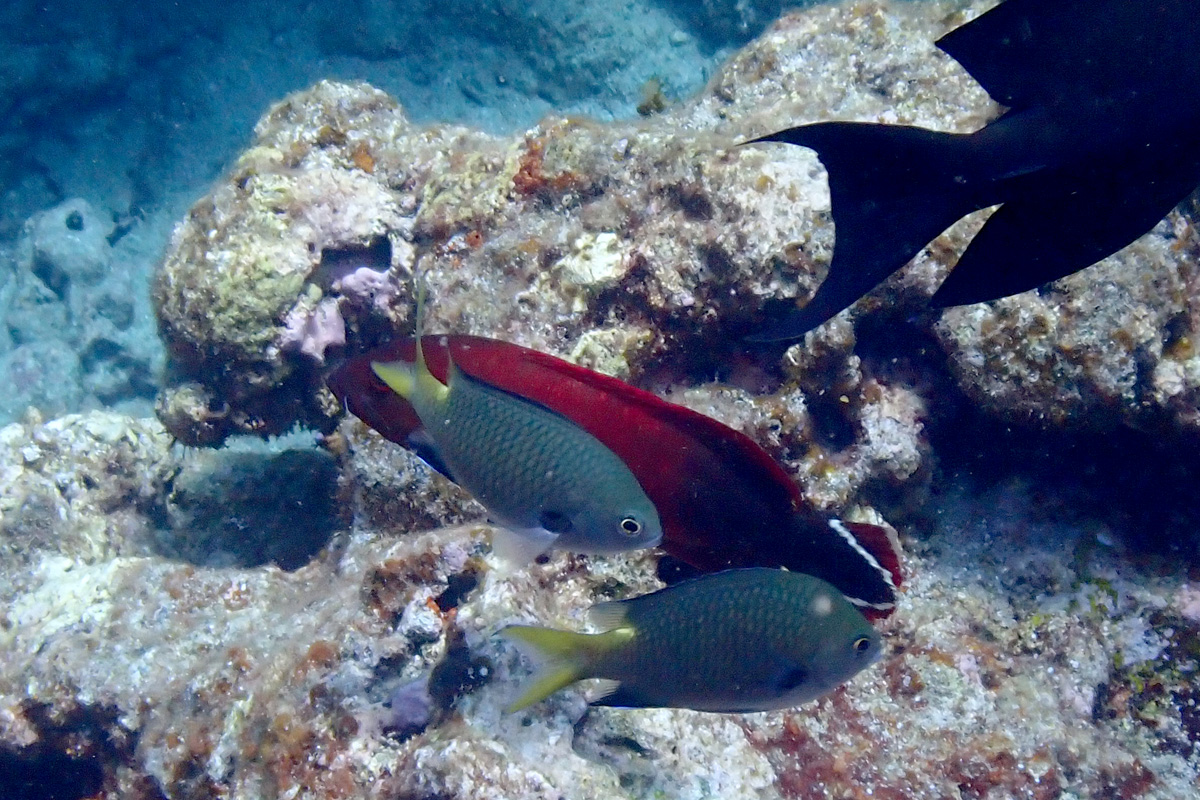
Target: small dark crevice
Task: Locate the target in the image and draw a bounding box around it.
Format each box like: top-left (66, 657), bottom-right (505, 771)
top-left (31, 255), bottom-right (70, 300)
top-left (667, 181), bottom-right (714, 221)
top-left (0, 701), bottom-right (152, 800)
top-left (804, 389), bottom-right (858, 450)
top-left (315, 236), bottom-right (393, 289)
top-left (427, 625), bottom-right (493, 712)
top-left (0, 747), bottom-right (104, 800)
top-left (432, 569), bottom-right (480, 612)
top-left (158, 448), bottom-right (340, 570)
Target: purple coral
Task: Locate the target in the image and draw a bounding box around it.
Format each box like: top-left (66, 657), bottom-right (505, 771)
top-left (383, 677), bottom-right (435, 740)
top-left (333, 265), bottom-right (401, 313)
top-left (280, 297), bottom-right (346, 363)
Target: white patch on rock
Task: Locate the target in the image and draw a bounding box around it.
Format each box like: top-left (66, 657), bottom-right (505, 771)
top-left (6, 555), bottom-right (125, 647)
top-left (559, 232), bottom-right (625, 290)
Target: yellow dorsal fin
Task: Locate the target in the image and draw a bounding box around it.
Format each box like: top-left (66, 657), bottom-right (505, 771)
top-left (371, 359), bottom-right (416, 398)
top-left (412, 271), bottom-right (449, 404)
top-left (373, 272), bottom-right (449, 405)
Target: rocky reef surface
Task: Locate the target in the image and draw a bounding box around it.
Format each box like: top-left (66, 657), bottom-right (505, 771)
top-left (3, 1), bottom-right (1200, 798)
top-left (153, 0), bottom-right (994, 510)
top-left (151, 0), bottom-right (1200, 519)
top-left (1, 198), bottom-right (162, 424)
top-left (2, 406), bottom-right (1199, 799)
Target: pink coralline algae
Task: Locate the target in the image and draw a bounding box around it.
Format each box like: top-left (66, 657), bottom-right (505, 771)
top-left (334, 265), bottom-right (402, 313)
top-left (281, 297), bottom-right (346, 364)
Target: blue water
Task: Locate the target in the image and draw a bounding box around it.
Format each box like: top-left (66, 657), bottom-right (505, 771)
top-left (0, 0), bottom-right (813, 424)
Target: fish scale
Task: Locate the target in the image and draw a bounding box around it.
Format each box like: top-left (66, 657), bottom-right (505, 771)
top-left (439, 368), bottom-right (629, 529)
top-left (614, 576), bottom-right (813, 692)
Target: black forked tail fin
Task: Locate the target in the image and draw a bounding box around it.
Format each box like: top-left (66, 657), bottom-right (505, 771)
top-left (746, 122), bottom-right (980, 341)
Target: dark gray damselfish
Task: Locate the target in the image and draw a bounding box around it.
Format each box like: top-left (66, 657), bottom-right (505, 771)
top-left (372, 337), bottom-right (662, 560)
top-left (502, 567), bottom-right (882, 712)
top-left (748, 0), bottom-right (1200, 341)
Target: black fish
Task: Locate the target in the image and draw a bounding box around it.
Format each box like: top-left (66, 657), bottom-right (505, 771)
top-left (747, 0), bottom-right (1200, 342)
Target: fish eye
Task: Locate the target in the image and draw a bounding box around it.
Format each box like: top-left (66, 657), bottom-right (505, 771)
top-left (619, 517), bottom-right (643, 536)
top-left (853, 636), bottom-right (873, 655)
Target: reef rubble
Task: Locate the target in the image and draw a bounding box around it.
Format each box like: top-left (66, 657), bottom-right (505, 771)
top-left (2, 408), bottom-right (1199, 798)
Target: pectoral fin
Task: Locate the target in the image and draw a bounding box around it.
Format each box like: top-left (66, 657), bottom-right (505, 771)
top-left (405, 429), bottom-right (457, 482)
top-left (538, 508), bottom-right (574, 534)
top-left (771, 663), bottom-right (810, 693)
top-left (489, 526), bottom-right (557, 569)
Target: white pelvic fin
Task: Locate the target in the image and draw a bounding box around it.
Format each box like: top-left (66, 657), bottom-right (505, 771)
top-left (588, 679), bottom-right (623, 704)
top-left (489, 526), bottom-right (557, 572)
top-left (587, 600), bottom-right (630, 631)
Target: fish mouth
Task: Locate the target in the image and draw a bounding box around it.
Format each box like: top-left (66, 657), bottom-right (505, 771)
top-left (866, 640), bottom-right (886, 667)
top-left (591, 532), bottom-right (663, 555)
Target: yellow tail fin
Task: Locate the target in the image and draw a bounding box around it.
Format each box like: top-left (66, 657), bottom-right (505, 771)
top-left (371, 359), bottom-right (416, 398)
top-left (501, 625), bottom-right (632, 712)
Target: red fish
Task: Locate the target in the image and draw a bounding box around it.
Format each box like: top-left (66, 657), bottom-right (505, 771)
top-left (328, 336), bottom-right (902, 616)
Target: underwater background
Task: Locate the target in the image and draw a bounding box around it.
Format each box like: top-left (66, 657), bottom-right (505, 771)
top-left (2, 0), bottom-right (1199, 798)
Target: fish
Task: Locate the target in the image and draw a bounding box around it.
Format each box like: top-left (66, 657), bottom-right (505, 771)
top-left (329, 335), bottom-right (903, 616)
top-left (368, 321), bottom-right (663, 561)
top-left (746, 0), bottom-right (1200, 341)
top-left (501, 567), bottom-right (883, 712)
